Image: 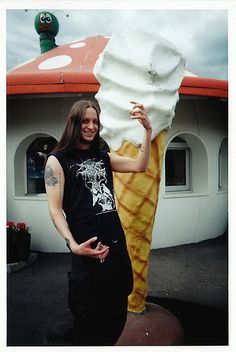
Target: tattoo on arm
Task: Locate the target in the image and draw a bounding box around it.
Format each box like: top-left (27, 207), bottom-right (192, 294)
top-left (45, 165), bottom-right (59, 186)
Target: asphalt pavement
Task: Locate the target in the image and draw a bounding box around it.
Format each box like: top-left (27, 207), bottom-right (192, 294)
top-left (7, 233), bottom-right (228, 346)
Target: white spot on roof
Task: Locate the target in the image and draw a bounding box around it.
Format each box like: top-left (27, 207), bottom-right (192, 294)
top-left (70, 42), bottom-right (86, 48)
top-left (38, 55), bottom-right (72, 70)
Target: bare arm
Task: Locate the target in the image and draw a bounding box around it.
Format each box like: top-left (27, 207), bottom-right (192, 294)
top-left (45, 156), bottom-right (109, 259)
top-left (109, 101), bottom-right (152, 173)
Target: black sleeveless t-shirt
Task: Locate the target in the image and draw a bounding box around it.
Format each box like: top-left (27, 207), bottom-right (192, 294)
top-left (50, 149), bottom-right (125, 244)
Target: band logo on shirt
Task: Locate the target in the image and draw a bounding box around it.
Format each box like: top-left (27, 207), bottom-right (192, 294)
top-left (70, 159), bottom-right (116, 212)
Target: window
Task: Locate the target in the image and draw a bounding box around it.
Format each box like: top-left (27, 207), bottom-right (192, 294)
top-left (218, 138), bottom-right (228, 191)
top-left (165, 137), bottom-right (191, 192)
top-left (26, 137), bottom-right (57, 194)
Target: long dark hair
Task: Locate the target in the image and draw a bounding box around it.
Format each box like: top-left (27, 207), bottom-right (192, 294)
top-left (53, 100), bottom-right (101, 153)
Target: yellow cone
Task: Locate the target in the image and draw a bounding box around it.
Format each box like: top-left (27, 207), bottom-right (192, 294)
top-left (113, 129), bottom-right (167, 313)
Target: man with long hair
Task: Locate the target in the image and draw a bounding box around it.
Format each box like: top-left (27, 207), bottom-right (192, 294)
top-left (44, 99), bottom-right (152, 345)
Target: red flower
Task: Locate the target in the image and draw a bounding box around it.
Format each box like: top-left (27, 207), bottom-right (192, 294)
top-left (16, 223), bottom-right (27, 230)
top-left (7, 221), bottom-right (15, 229)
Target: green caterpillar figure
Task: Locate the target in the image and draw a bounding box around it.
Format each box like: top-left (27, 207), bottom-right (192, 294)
top-left (34, 11), bottom-right (59, 53)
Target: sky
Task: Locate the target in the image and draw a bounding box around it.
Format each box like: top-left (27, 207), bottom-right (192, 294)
top-left (6, 7), bottom-right (228, 80)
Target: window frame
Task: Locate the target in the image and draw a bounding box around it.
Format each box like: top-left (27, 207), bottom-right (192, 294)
top-left (165, 140), bottom-right (191, 192)
top-left (218, 138), bottom-right (228, 191)
top-left (26, 136), bottom-right (57, 195)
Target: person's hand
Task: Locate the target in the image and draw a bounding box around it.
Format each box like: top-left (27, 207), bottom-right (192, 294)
top-left (71, 236), bottom-right (109, 261)
top-left (129, 101), bottom-right (152, 132)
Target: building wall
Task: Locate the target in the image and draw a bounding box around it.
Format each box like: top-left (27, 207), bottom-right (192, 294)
top-left (7, 94), bottom-right (228, 252)
top-left (152, 97), bottom-right (228, 248)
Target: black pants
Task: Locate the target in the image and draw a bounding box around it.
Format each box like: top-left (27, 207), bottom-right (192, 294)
top-left (68, 237), bottom-right (133, 346)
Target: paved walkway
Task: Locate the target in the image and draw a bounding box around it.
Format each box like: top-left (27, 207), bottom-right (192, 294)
top-left (7, 234), bottom-right (228, 346)
top-left (148, 234), bottom-right (228, 309)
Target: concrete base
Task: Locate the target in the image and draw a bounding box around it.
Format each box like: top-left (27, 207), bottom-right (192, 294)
top-left (7, 252), bottom-right (38, 273)
top-left (116, 302), bottom-right (184, 346)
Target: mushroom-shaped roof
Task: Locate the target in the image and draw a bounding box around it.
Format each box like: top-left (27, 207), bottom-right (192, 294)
top-left (7, 35), bottom-right (228, 98)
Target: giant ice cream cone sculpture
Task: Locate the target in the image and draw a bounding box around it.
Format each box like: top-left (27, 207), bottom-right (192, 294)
top-left (94, 25), bottom-right (185, 313)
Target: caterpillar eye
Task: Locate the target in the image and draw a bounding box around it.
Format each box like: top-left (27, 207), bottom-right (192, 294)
top-left (45, 14), bottom-right (52, 23)
top-left (40, 14), bottom-right (46, 23)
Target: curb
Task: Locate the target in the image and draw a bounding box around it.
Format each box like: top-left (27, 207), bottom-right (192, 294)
top-left (7, 252), bottom-right (38, 273)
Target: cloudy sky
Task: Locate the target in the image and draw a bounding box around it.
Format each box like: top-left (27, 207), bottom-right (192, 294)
top-left (6, 7), bottom-right (228, 79)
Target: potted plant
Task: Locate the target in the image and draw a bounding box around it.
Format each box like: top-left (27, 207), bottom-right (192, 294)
top-left (7, 221), bottom-right (31, 263)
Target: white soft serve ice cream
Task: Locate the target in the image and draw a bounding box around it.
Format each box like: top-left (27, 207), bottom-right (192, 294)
top-left (93, 25), bottom-right (185, 151)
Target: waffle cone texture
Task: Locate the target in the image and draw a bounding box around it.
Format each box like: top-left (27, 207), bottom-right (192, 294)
top-left (113, 130), bottom-right (167, 313)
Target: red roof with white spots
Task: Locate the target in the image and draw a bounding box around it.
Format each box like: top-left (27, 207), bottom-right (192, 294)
top-left (7, 35), bottom-right (228, 98)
